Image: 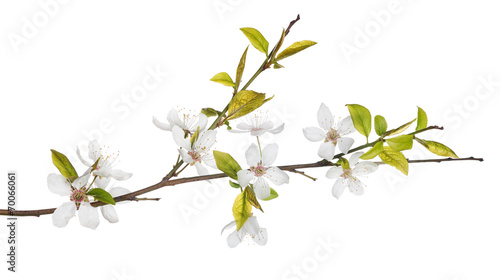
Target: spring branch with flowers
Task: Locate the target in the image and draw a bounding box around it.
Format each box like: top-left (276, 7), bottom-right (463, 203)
top-left (0, 15), bottom-right (483, 248)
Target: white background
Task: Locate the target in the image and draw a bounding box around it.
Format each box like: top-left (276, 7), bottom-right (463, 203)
top-left (1, 1), bottom-right (499, 279)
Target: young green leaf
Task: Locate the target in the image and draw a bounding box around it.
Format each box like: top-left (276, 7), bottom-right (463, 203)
top-left (50, 149), bottom-right (78, 182)
top-left (227, 90), bottom-right (273, 120)
top-left (337, 157), bottom-right (350, 169)
top-left (275, 40), bottom-right (317, 62)
top-left (190, 126), bottom-right (200, 146)
top-left (234, 46), bottom-right (248, 92)
top-left (213, 151), bottom-right (242, 180)
top-left (383, 118), bottom-right (416, 137)
top-left (87, 188), bottom-right (116, 205)
top-left (379, 146), bottom-right (409, 175)
top-left (360, 141), bottom-right (384, 160)
top-left (374, 115), bottom-right (388, 136)
top-left (229, 181), bottom-right (241, 189)
top-left (419, 140), bottom-right (458, 158)
top-left (273, 62), bottom-right (284, 69)
top-left (262, 188), bottom-right (279, 201)
top-left (386, 135), bottom-right (414, 152)
top-left (240, 27), bottom-right (269, 56)
top-left (416, 107), bottom-right (428, 131)
top-left (346, 104), bottom-right (371, 141)
top-left (201, 108), bottom-right (218, 117)
top-left (245, 186), bottom-right (263, 213)
top-left (210, 72), bottom-right (235, 87)
top-left (269, 28), bottom-right (286, 63)
top-left (232, 189), bottom-right (252, 231)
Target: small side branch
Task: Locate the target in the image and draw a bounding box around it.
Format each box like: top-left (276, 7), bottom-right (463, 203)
top-left (288, 169), bottom-right (317, 181)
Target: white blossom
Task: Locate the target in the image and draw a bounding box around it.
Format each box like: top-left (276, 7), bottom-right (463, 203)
top-left (221, 216), bottom-right (268, 248)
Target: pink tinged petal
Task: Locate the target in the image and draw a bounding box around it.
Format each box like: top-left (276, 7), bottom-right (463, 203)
top-left (194, 113), bottom-right (208, 131)
top-left (317, 103), bottom-right (335, 130)
top-left (178, 149), bottom-right (193, 164)
top-left (236, 122), bottom-right (253, 131)
top-left (337, 116), bottom-right (356, 135)
top-left (349, 152), bottom-right (365, 166)
top-left (88, 140), bottom-right (101, 162)
top-left (221, 220), bottom-right (236, 235)
top-left (262, 143), bottom-right (278, 166)
top-left (346, 177), bottom-right (365, 196)
top-left (78, 202), bottom-right (100, 230)
top-left (337, 137), bottom-right (354, 155)
top-left (245, 144), bottom-right (260, 167)
top-left (331, 179), bottom-right (346, 199)
top-left (326, 166), bottom-right (343, 179)
top-left (100, 205), bottom-right (119, 223)
top-left (303, 127), bottom-right (326, 142)
top-left (152, 116), bottom-right (172, 131)
top-left (47, 174), bottom-right (72, 196)
top-left (202, 154), bottom-right (217, 169)
top-left (269, 123), bottom-right (285, 134)
top-left (52, 202), bottom-right (76, 227)
top-left (226, 230), bottom-right (241, 248)
top-left (250, 129), bottom-right (267, 137)
top-left (353, 162), bottom-right (379, 176)
top-left (265, 167), bottom-right (289, 185)
top-left (167, 109), bottom-right (184, 129)
top-left (194, 162), bottom-right (208, 176)
top-left (253, 178), bottom-right (271, 200)
top-left (172, 125), bottom-right (191, 150)
top-left (76, 146), bottom-right (92, 167)
top-left (237, 170), bottom-right (254, 188)
top-left (318, 142), bottom-right (336, 161)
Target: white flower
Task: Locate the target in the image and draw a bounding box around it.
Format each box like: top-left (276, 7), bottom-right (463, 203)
top-left (153, 108), bottom-right (208, 134)
top-left (47, 174), bottom-right (100, 229)
top-left (77, 140), bottom-right (132, 188)
top-left (303, 103), bottom-right (356, 161)
top-left (325, 152), bottom-right (378, 199)
top-left (237, 143), bottom-right (289, 200)
top-left (221, 216), bottom-right (268, 248)
top-left (172, 125), bottom-right (217, 175)
top-left (99, 186), bottom-right (130, 223)
top-left (230, 112), bottom-right (284, 136)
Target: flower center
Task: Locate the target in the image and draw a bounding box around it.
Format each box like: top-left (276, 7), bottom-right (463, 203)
top-left (251, 165), bottom-right (267, 177)
top-left (326, 128), bottom-right (340, 144)
top-left (70, 187), bottom-right (88, 208)
top-left (341, 169), bottom-right (353, 180)
top-left (188, 150), bottom-right (201, 164)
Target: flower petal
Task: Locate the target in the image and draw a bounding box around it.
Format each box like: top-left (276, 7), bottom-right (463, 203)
top-left (202, 154), bottom-right (217, 169)
top-left (221, 220), bottom-right (236, 235)
top-left (108, 187), bottom-right (130, 197)
top-left (47, 174), bottom-right (72, 196)
top-left (172, 125), bottom-right (191, 150)
top-left (76, 146), bottom-right (92, 167)
top-left (318, 142), bottom-right (336, 161)
top-left (236, 122), bottom-right (252, 131)
top-left (194, 113), bottom-right (208, 131)
top-left (331, 178), bottom-right (346, 199)
top-left (194, 162), bottom-right (209, 176)
top-left (100, 205), bottom-right (119, 223)
top-left (269, 123), bottom-right (285, 134)
top-left (303, 127), bottom-right (326, 142)
top-left (108, 169), bottom-right (133, 181)
top-left (237, 170), bottom-right (254, 188)
top-left (349, 152), bottom-right (365, 166)
top-left (245, 144), bottom-right (260, 167)
top-left (52, 202), bottom-right (76, 227)
top-left (353, 161), bottom-right (379, 176)
top-left (337, 137), bottom-right (354, 155)
top-left (317, 103), bottom-right (335, 130)
top-left (250, 128), bottom-right (267, 137)
top-left (88, 140), bottom-right (101, 162)
top-left (337, 116), bottom-right (355, 135)
top-left (346, 177), bottom-right (365, 196)
top-left (72, 174), bottom-right (91, 189)
top-left (253, 177), bottom-right (271, 200)
top-left (167, 109), bottom-right (184, 129)
top-left (226, 230), bottom-right (241, 248)
top-left (325, 166), bottom-right (343, 179)
top-left (253, 228), bottom-right (268, 246)
top-left (264, 167), bottom-right (289, 185)
top-left (178, 148), bottom-right (193, 164)
top-left (78, 202), bottom-right (100, 229)
top-left (95, 176), bottom-right (111, 188)
top-left (152, 115), bottom-right (173, 131)
top-left (262, 143), bottom-right (278, 166)
top-left (195, 130), bottom-right (217, 152)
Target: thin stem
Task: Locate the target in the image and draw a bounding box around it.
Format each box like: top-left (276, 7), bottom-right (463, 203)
top-left (257, 136), bottom-right (263, 158)
top-left (289, 169), bottom-right (317, 181)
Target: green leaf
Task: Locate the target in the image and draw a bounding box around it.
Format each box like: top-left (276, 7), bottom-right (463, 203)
top-left (210, 72), bottom-right (235, 87)
top-left (416, 107), bottom-right (428, 131)
top-left (346, 104), bottom-right (371, 141)
top-left (275, 40), bottom-right (317, 62)
top-left (51, 149), bottom-right (78, 182)
top-left (383, 118), bottom-right (416, 137)
top-left (360, 141), bottom-right (384, 160)
top-left (87, 188), bottom-right (116, 205)
top-left (270, 28), bottom-right (286, 62)
top-left (262, 188), bottom-right (279, 201)
top-left (379, 146), bottom-right (409, 175)
top-left (386, 135), bottom-right (414, 152)
top-left (229, 181), bottom-right (241, 189)
top-left (190, 126), bottom-right (200, 146)
top-left (240, 27), bottom-right (269, 55)
top-left (374, 115), bottom-right (387, 136)
top-left (337, 157), bottom-right (350, 169)
top-left (201, 108), bottom-right (218, 117)
top-left (234, 46), bottom-right (248, 91)
top-left (273, 62), bottom-right (284, 69)
top-left (245, 186), bottom-right (263, 213)
top-left (227, 90), bottom-right (273, 120)
top-left (232, 189), bottom-right (252, 231)
top-left (420, 140), bottom-right (458, 158)
top-left (213, 151), bottom-right (242, 180)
